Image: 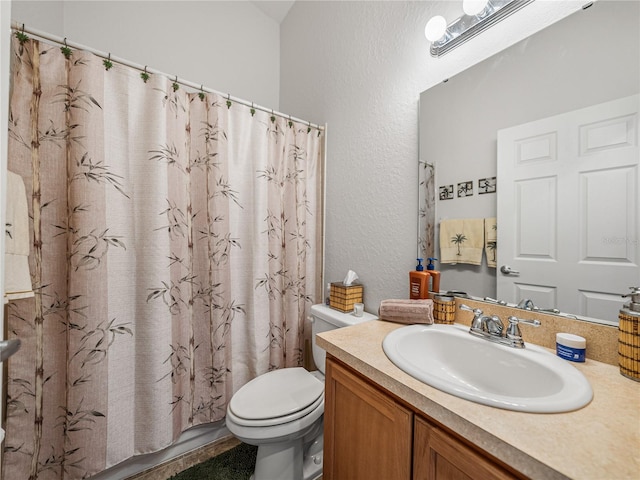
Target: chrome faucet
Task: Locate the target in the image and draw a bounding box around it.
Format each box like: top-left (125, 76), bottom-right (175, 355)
top-left (460, 304), bottom-right (541, 348)
top-left (484, 315), bottom-right (504, 336)
top-left (516, 298), bottom-right (560, 315)
top-left (483, 296), bottom-right (507, 306)
top-left (517, 298), bottom-right (536, 310)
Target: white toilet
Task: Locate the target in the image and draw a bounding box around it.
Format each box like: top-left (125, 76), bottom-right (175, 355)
top-left (225, 303), bottom-right (377, 480)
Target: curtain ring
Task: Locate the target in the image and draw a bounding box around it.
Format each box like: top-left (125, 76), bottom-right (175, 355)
top-left (103, 52), bottom-right (114, 70)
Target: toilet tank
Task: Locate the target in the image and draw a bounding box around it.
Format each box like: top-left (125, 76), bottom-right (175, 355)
top-left (310, 304), bottom-right (378, 374)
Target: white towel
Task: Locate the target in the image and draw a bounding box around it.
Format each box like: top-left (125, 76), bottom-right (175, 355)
top-left (484, 217), bottom-right (497, 268)
top-left (4, 171), bottom-right (34, 302)
top-left (439, 218), bottom-right (484, 265)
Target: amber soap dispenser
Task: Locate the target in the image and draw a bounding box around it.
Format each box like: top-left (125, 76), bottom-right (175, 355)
top-left (426, 257), bottom-right (441, 293)
top-left (410, 258), bottom-right (431, 300)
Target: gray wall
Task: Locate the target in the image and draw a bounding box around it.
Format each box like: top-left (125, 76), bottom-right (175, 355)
top-left (280, 2), bottom-right (432, 309)
top-left (10, 0), bottom-right (281, 108)
top-left (422, 0), bottom-right (640, 300)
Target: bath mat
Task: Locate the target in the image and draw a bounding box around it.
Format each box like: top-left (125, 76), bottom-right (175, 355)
top-left (168, 442), bottom-right (258, 480)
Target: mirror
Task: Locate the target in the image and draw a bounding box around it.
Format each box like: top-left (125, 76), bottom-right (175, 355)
top-left (419, 1), bottom-right (639, 325)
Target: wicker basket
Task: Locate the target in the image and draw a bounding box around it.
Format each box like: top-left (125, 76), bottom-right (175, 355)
top-left (434, 295), bottom-right (456, 325)
top-left (618, 309), bottom-right (640, 382)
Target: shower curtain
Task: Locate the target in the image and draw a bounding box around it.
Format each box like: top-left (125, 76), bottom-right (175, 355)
top-left (3, 36), bottom-right (323, 479)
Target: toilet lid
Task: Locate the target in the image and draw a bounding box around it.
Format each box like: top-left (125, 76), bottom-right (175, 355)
top-left (229, 367), bottom-right (324, 421)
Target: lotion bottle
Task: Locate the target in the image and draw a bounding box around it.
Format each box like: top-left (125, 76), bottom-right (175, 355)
top-left (426, 258), bottom-right (441, 293)
top-left (409, 258), bottom-right (431, 300)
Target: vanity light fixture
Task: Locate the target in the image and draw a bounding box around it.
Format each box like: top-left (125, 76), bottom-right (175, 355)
top-left (426, 0), bottom-right (535, 57)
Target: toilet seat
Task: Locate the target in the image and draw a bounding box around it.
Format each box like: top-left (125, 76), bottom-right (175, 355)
top-left (228, 367), bottom-right (324, 427)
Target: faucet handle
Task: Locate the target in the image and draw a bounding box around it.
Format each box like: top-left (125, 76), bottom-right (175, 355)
top-left (459, 304), bottom-right (482, 315)
top-left (509, 316), bottom-right (541, 327)
top-left (538, 308), bottom-right (560, 314)
top-left (484, 296), bottom-right (507, 305)
top-left (460, 304), bottom-right (484, 330)
top-left (506, 316), bottom-right (541, 342)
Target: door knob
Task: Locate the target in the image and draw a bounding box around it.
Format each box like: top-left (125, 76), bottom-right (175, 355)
top-left (500, 265), bottom-right (520, 275)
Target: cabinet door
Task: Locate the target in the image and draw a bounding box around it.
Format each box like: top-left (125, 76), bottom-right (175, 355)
top-left (414, 416), bottom-right (519, 480)
top-left (324, 357), bottom-right (413, 480)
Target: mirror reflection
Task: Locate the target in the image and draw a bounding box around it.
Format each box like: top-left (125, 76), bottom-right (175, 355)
top-left (419, 1), bottom-right (639, 325)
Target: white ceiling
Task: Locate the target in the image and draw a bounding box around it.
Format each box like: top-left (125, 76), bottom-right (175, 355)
top-left (250, 1), bottom-right (296, 23)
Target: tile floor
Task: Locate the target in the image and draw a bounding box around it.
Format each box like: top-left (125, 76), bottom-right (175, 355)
top-left (127, 435), bottom-right (241, 480)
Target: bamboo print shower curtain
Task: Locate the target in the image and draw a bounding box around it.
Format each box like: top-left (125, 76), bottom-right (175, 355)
top-left (4, 36), bottom-right (323, 479)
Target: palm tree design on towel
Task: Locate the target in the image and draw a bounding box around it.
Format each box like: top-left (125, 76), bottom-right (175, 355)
top-left (489, 223), bottom-right (497, 261)
top-left (451, 233), bottom-right (467, 256)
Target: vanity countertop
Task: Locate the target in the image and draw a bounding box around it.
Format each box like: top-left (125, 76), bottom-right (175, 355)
top-left (317, 320), bottom-right (640, 480)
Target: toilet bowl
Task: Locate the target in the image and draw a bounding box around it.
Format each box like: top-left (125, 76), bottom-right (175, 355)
top-left (225, 304), bottom-right (377, 480)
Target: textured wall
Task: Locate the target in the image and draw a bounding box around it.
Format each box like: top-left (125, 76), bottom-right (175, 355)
top-left (280, 1), bottom-right (583, 312)
top-left (280, 2), bottom-right (434, 310)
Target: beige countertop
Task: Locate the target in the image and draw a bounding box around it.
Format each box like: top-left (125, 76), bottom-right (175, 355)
top-left (317, 320), bottom-right (640, 480)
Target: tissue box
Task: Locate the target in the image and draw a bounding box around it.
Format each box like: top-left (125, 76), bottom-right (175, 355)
top-left (330, 282), bottom-right (364, 312)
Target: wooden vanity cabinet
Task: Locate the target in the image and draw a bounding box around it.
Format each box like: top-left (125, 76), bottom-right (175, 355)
top-left (324, 356), bottom-right (523, 480)
top-left (323, 355), bottom-right (413, 479)
top-left (413, 416), bottom-right (519, 480)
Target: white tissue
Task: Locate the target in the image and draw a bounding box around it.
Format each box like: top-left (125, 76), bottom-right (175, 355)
top-left (343, 270), bottom-right (359, 286)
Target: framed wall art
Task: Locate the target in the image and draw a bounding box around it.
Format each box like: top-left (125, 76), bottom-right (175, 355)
top-left (478, 176), bottom-right (497, 194)
top-left (457, 181), bottom-right (473, 197)
top-left (439, 185), bottom-right (454, 200)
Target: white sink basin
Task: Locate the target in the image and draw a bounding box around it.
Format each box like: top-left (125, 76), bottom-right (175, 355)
top-left (382, 324), bottom-right (592, 413)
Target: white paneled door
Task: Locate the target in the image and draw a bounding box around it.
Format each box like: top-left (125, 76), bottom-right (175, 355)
top-left (497, 95), bottom-right (639, 323)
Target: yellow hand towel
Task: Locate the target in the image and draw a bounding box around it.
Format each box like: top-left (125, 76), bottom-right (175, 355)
top-left (439, 218), bottom-right (484, 265)
top-left (4, 171), bottom-right (34, 303)
top-left (484, 217), bottom-right (497, 268)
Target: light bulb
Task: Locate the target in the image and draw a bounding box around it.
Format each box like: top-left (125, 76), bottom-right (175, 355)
top-left (424, 15), bottom-right (447, 42)
top-left (463, 0), bottom-right (489, 16)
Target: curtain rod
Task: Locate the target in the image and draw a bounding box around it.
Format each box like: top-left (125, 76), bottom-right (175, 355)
top-left (10, 23), bottom-right (325, 132)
